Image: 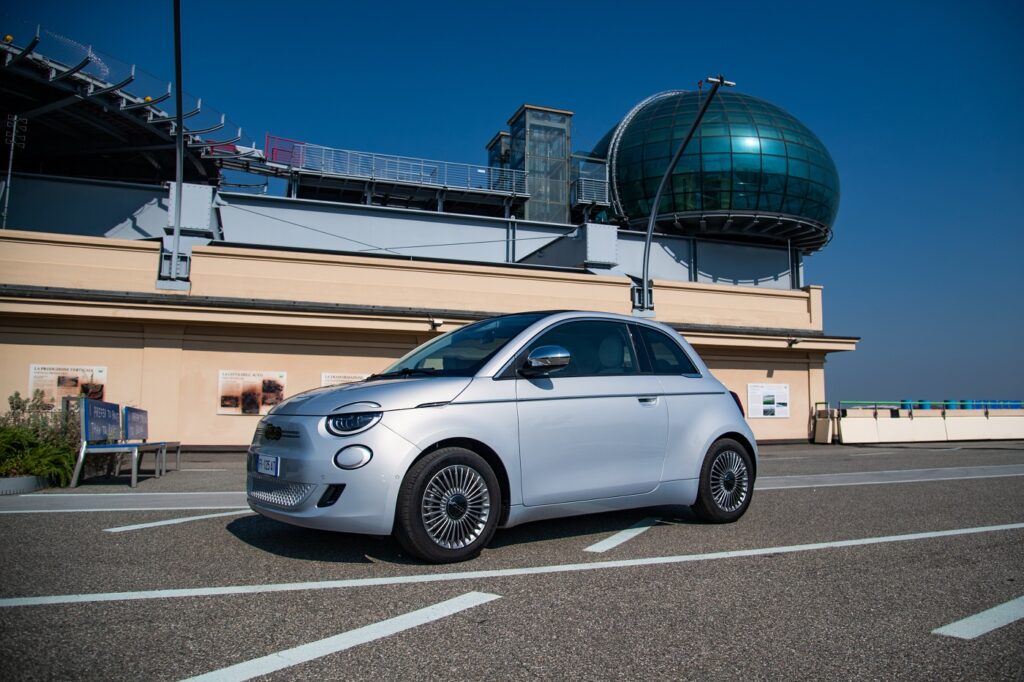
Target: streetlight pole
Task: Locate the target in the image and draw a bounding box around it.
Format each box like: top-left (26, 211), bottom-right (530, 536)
top-left (169, 0), bottom-right (184, 280)
top-left (636, 74), bottom-right (735, 315)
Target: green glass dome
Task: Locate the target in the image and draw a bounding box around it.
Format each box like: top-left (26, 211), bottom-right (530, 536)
top-left (592, 90), bottom-right (839, 252)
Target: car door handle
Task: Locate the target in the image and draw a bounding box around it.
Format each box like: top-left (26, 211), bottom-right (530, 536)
top-left (637, 396), bottom-right (659, 406)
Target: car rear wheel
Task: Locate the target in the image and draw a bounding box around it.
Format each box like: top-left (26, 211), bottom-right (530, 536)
top-left (394, 447), bottom-right (501, 563)
top-left (692, 437), bottom-right (753, 523)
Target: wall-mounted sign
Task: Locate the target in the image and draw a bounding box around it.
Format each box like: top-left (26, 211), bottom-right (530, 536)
top-left (747, 383), bottom-right (790, 418)
top-left (29, 364), bottom-right (107, 407)
top-left (218, 370), bottom-right (287, 416)
top-left (321, 372), bottom-right (368, 387)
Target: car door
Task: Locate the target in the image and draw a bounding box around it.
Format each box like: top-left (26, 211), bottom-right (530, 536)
top-left (515, 319), bottom-right (669, 506)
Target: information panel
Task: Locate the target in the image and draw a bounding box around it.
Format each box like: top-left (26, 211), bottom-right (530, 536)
top-left (218, 370), bottom-right (287, 416)
top-left (29, 364), bottom-right (107, 406)
top-left (747, 383), bottom-right (790, 418)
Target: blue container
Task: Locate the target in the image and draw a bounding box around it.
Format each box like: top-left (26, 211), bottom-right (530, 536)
top-left (963, 400), bottom-right (974, 410)
top-left (918, 400), bottom-right (932, 410)
top-left (944, 400), bottom-right (959, 410)
top-left (1012, 400), bottom-right (1022, 409)
top-left (900, 399), bottom-right (913, 410)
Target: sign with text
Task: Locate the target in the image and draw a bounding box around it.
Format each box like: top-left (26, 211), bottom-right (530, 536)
top-left (320, 372), bottom-right (368, 387)
top-left (82, 399), bottom-right (121, 442)
top-left (29, 364), bottom-right (107, 407)
top-left (218, 370), bottom-right (287, 416)
top-left (123, 406), bottom-right (149, 441)
top-left (747, 383), bottom-right (790, 418)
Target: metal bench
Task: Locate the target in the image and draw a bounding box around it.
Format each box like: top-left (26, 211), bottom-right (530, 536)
top-left (69, 400), bottom-right (175, 488)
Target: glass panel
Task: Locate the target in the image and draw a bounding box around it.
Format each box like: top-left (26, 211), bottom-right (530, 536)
top-left (637, 326), bottom-right (699, 375)
top-left (732, 153), bottom-right (760, 171)
top-left (701, 153), bottom-right (731, 172)
top-left (701, 137), bottom-right (731, 154)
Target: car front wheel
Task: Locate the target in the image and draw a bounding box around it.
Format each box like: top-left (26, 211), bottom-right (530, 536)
top-left (394, 447), bottom-right (501, 563)
top-left (692, 437), bottom-right (753, 523)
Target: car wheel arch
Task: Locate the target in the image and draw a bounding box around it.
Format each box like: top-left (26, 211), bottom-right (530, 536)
top-left (713, 431), bottom-right (757, 481)
top-left (417, 437), bottom-right (512, 526)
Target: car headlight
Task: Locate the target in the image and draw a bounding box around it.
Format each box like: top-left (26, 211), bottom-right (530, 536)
top-left (324, 412), bottom-right (382, 436)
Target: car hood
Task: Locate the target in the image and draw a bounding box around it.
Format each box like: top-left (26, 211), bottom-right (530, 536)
top-left (268, 377), bottom-right (473, 416)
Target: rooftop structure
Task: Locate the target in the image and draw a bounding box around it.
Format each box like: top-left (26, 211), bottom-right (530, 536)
top-left (592, 90), bottom-right (840, 252)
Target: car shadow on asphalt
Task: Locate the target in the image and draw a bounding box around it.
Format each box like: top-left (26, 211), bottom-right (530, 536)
top-left (224, 515), bottom-right (412, 565)
top-left (488, 504), bottom-right (701, 549)
top-left (226, 504), bottom-right (702, 564)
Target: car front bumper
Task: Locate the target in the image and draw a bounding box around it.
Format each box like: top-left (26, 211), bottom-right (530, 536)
top-left (246, 414), bottom-right (420, 536)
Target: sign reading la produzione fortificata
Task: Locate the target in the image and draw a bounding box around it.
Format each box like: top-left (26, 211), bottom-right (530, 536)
top-left (747, 383), bottom-right (790, 418)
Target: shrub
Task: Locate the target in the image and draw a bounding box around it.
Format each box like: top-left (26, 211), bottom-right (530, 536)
top-left (0, 391), bottom-right (81, 487)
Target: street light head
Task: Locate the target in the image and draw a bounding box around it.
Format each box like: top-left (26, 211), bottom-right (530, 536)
top-left (706, 75), bottom-right (737, 87)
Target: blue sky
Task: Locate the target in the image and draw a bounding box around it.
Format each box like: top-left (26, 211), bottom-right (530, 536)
top-left (6, 1), bottom-right (1023, 400)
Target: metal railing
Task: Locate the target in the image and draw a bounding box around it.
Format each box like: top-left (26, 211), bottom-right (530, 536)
top-left (265, 135), bottom-right (528, 196)
top-left (832, 399), bottom-right (1023, 416)
top-left (572, 177), bottom-right (610, 206)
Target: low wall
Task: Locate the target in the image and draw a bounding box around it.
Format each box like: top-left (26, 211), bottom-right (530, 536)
top-left (836, 409), bottom-right (1024, 444)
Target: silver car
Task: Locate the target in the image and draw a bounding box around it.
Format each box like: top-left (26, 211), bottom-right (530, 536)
top-left (247, 311), bottom-right (757, 563)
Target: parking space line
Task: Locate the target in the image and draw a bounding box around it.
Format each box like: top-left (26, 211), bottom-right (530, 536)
top-left (104, 509), bottom-right (253, 533)
top-left (2, 522), bottom-right (1020, 609)
top-left (21, 492), bottom-right (241, 496)
top-left (932, 595), bottom-right (1024, 640)
top-left (757, 465), bottom-right (1024, 490)
top-left (179, 591), bottom-right (501, 682)
top-left (180, 468), bottom-right (228, 472)
top-left (584, 517), bottom-right (660, 553)
top-left (0, 507), bottom-right (248, 514)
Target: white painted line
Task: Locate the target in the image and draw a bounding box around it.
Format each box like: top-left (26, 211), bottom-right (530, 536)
top-left (932, 595), bottom-right (1024, 640)
top-left (2, 522), bottom-right (1020, 609)
top-left (179, 591), bottom-right (501, 682)
top-left (584, 517), bottom-right (660, 553)
top-left (104, 509), bottom-right (253, 533)
top-left (180, 468), bottom-right (227, 472)
top-left (0, 507), bottom-right (249, 514)
top-left (22, 492), bottom-right (241, 496)
top-left (757, 464), bottom-right (1024, 491)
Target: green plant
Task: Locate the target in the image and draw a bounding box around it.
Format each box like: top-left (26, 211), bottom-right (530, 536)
top-left (0, 391), bottom-right (81, 487)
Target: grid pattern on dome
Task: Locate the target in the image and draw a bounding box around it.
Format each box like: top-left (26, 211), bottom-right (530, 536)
top-left (607, 91), bottom-right (839, 229)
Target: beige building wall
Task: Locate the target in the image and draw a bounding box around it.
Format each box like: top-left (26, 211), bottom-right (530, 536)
top-left (0, 230), bottom-right (856, 444)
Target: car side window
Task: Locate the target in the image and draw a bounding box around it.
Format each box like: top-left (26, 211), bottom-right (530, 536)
top-left (526, 320), bottom-right (639, 377)
top-left (637, 325), bottom-right (700, 376)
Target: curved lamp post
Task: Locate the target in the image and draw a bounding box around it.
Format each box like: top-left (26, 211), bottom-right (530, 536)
top-left (636, 74), bottom-right (735, 315)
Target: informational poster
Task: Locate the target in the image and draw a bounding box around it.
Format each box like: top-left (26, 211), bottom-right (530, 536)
top-left (320, 372), bottom-right (368, 387)
top-left (747, 383), bottom-right (790, 418)
top-left (29, 364), bottom-right (107, 407)
top-left (218, 370), bottom-right (287, 416)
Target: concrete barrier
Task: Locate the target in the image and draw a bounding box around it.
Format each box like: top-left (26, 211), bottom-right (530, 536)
top-left (837, 409), bottom-right (1024, 444)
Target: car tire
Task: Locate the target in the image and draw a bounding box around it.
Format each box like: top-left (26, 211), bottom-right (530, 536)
top-left (691, 437), bottom-right (754, 523)
top-left (394, 447), bottom-right (501, 563)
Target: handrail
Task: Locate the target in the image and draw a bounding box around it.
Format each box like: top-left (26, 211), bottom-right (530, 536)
top-left (265, 135), bottom-right (528, 197)
top-left (834, 399), bottom-right (1023, 411)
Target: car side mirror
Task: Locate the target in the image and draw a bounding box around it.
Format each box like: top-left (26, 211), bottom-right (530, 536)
top-left (520, 345), bottom-right (571, 376)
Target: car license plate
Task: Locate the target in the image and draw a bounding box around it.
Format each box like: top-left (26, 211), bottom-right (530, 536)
top-left (256, 454), bottom-right (279, 477)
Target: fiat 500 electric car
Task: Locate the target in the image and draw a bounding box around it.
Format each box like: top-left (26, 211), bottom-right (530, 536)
top-left (247, 310), bottom-right (757, 563)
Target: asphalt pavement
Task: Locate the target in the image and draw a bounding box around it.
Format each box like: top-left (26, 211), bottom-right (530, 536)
top-left (1, 441), bottom-right (1021, 680)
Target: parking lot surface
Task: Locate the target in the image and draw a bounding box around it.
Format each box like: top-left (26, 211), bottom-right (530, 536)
top-left (1, 442), bottom-right (1022, 680)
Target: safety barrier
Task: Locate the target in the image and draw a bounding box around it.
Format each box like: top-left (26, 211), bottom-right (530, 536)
top-left (814, 400), bottom-right (1024, 444)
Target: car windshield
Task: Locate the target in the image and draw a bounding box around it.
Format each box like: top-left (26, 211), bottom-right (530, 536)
top-left (373, 313), bottom-right (548, 379)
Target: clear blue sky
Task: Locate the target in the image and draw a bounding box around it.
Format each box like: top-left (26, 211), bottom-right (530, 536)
top-left (6, 1), bottom-right (1023, 400)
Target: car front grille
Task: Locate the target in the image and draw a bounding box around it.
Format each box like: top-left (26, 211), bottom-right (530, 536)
top-left (247, 474), bottom-right (316, 508)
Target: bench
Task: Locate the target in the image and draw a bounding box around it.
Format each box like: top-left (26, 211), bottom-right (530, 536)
top-left (69, 400), bottom-right (178, 488)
